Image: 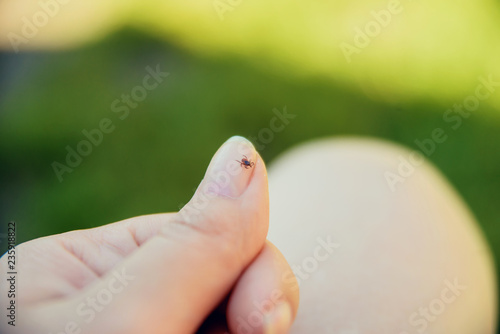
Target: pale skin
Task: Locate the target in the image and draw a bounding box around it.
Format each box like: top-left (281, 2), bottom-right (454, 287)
top-left (267, 138), bottom-right (497, 333)
top-left (0, 136), bottom-right (299, 334)
top-left (0, 136), bottom-right (497, 334)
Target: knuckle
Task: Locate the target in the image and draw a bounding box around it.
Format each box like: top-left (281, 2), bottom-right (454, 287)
top-left (159, 210), bottom-right (245, 269)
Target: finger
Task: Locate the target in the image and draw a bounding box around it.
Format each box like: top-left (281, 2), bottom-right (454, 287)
top-left (32, 136), bottom-right (269, 334)
top-left (227, 241), bottom-right (299, 334)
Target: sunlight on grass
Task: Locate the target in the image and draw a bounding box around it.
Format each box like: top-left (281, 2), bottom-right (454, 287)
top-left (1, 0), bottom-right (499, 111)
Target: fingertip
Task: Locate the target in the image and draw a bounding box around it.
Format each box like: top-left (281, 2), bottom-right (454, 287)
top-left (202, 136), bottom-right (259, 199)
top-left (179, 135), bottom-right (269, 246)
top-left (227, 241), bottom-right (299, 334)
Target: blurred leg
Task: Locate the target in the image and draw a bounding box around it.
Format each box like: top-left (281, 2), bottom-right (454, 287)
top-left (267, 137), bottom-right (496, 334)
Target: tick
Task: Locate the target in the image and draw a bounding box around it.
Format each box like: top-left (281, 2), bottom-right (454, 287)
top-left (236, 155), bottom-right (255, 169)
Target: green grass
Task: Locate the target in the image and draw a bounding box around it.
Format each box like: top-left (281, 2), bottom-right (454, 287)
top-left (0, 29), bottom-right (499, 327)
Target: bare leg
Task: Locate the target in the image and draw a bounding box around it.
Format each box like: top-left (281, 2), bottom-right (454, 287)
top-left (267, 138), bottom-right (496, 334)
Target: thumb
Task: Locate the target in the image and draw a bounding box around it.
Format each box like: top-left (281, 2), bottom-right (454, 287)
top-left (37, 136), bottom-right (269, 334)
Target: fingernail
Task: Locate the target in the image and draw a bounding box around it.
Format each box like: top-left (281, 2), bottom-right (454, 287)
top-left (203, 136), bottom-right (257, 198)
top-left (264, 301), bottom-right (293, 334)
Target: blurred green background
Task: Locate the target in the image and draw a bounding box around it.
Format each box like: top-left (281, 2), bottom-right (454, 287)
top-left (0, 0), bottom-right (499, 330)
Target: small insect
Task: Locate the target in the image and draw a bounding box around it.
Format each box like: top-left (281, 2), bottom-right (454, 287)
top-left (235, 155), bottom-right (255, 169)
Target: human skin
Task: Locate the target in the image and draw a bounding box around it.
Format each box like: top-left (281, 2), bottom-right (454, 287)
top-left (0, 136), bottom-right (299, 334)
top-left (267, 137), bottom-right (497, 333)
top-left (0, 136), bottom-right (496, 334)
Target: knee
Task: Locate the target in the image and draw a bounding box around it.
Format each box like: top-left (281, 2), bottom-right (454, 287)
top-left (268, 136), bottom-right (497, 334)
top-left (270, 136), bottom-right (440, 193)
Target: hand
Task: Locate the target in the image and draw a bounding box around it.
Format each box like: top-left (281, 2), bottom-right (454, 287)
top-left (0, 136), bottom-right (299, 334)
